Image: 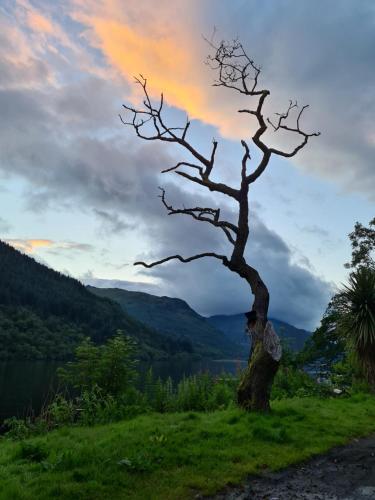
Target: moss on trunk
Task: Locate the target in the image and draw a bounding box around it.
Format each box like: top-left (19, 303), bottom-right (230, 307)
top-left (237, 340), bottom-right (279, 411)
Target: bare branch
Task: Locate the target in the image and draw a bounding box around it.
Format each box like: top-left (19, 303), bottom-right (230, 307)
top-left (246, 150), bottom-right (271, 184)
top-left (134, 252), bottom-right (228, 268)
top-left (175, 170), bottom-right (240, 200)
top-left (158, 187), bottom-right (238, 244)
top-left (119, 75), bottom-right (212, 169)
top-left (204, 140), bottom-right (218, 179)
top-left (206, 38), bottom-right (264, 96)
top-left (267, 103), bottom-right (321, 158)
top-left (161, 161), bottom-right (203, 175)
top-left (240, 140), bottom-right (251, 181)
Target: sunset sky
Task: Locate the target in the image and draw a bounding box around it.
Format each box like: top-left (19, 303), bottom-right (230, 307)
top-left (1, 0), bottom-right (374, 329)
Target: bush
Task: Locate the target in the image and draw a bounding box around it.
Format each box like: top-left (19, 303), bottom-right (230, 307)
top-left (4, 417), bottom-right (32, 440)
top-left (271, 366), bottom-right (331, 400)
top-left (58, 331), bottom-right (138, 396)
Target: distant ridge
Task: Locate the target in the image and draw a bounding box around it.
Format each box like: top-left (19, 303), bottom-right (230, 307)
top-left (0, 241), bottom-right (191, 360)
top-left (208, 313), bottom-right (311, 351)
top-left (87, 287), bottom-right (243, 359)
top-left (88, 286), bottom-right (310, 357)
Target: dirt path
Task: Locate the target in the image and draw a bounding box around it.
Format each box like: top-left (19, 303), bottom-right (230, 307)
top-left (211, 434), bottom-right (375, 499)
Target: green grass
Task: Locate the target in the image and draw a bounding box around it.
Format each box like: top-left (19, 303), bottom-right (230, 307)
top-left (1, 395), bottom-right (375, 499)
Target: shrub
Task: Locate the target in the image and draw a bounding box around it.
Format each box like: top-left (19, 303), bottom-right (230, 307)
top-left (4, 417), bottom-right (32, 440)
top-left (271, 366), bottom-right (330, 400)
top-left (58, 331), bottom-right (138, 396)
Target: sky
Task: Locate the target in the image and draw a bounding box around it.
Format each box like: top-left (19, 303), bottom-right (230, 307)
top-left (1, 0), bottom-right (374, 330)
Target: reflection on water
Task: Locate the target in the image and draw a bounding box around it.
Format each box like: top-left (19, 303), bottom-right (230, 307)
top-left (0, 361), bottom-right (63, 421)
top-left (0, 358), bottom-right (247, 421)
top-left (141, 358), bottom-right (246, 382)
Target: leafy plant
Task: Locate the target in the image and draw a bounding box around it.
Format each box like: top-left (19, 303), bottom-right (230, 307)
top-left (336, 267), bottom-right (375, 388)
top-left (4, 417), bottom-right (32, 440)
top-left (58, 331), bottom-right (138, 396)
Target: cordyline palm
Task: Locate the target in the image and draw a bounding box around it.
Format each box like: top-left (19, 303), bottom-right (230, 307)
top-left (337, 267), bottom-right (375, 387)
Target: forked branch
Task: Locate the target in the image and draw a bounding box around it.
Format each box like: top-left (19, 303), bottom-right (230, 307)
top-left (158, 188), bottom-right (238, 245)
top-left (120, 78), bottom-right (238, 200)
top-left (267, 102), bottom-right (321, 158)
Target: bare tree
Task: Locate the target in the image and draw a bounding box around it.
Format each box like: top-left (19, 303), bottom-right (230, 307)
top-left (120, 39), bottom-right (320, 411)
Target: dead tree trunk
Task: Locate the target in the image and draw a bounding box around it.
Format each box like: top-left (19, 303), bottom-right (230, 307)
top-left (121, 39), bottom-right (319, 411)
top-left (227, 260), bottom-right (279, 410)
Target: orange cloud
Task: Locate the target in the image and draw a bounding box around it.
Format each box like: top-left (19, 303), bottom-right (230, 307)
top-left (73, 0), bottom-right (252, 139)
top-left (6, 239), bottom-right (54, 253)
top-left (26, 11), bottom-right (54, 34)
top-left (5, 239), bottom-right (93, 254)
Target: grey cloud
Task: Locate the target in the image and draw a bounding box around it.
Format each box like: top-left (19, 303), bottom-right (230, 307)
top-left (94, 209), bottom-right (134, 234)
top-left (209, 0), bottom-right (375, 199)
top-left (136, 209), bottom-right (333, 330)
top-left (298, 225), bottom-right (330, 239)
top-left (0, 20), bottom-right (50, 89)
top-left (82, 275), bottom-right (160, 295)
top-left (0, 79), bottom-right (332, 329)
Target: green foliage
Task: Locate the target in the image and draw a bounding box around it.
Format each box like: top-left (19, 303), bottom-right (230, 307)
top-left (4, 329), bottom-right (345, 439)
top-left (345, 217), bottom-right (375, 269)
top-left (271, 366), bottom-right (330, 400)
top-left (3, 417), bottom-right (32, 440)
top-left (143, 370), bottom-right (236, 413)
top-left (335, 267), bottom-right (375, 387)
top-left (44, 394), bottom-right (76, 427)
top-left (58, 331), bottom-right (138, 396)
top-left (298, 300), bottom-right (345, 367)
top-left (0, 306), bottom-right (84, 360)
top-left (338, 268), bottom-right (375, 352)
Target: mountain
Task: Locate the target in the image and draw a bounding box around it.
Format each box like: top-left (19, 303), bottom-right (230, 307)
top-left (0, 241), bottom-right (191, 360)
top-left (208, 313), bottom-right (311, 352)
top-left (87, 287), bottom-right (243, 359)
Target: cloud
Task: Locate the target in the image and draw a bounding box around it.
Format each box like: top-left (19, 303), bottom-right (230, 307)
top-left (297, 225), bottom-right (330, 239)
top-left (82, 271), bottom-right (160, 294)
top-left (5, 238), bottom-right (93, 254)
top-left (0, 0), bottom-right (351, 329)
top-left (84, 218), bottom-right (332, 330)
top-left (5, 239), bottom-right (54, 253)
top-left (134, 209), bottom-right (333, 330)
top-left (70, 0), bottom-right (375, 199)
top-left (94, 209), bottom-right (134, 234)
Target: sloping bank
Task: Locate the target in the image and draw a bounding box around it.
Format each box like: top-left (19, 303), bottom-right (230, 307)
top-left (0, 394), bottom-right (374, 499)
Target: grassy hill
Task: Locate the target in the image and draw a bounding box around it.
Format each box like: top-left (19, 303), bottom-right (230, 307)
top-left (208, 313), bottom-right (311, 351)
top-left (88, 287), bottom-right (243, 359)
top-left (1, 395), bottom-right (375, 499)
top-left (0, 241), bottom-right (190, 360)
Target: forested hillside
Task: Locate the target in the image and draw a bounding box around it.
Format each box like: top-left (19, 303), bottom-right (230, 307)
top-left (0, 241), bottom-right (189, 360)
top-left (88, 287), bottom-right (243, 358)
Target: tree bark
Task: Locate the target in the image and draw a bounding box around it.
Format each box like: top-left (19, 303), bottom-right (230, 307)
top-left (230, 261), bottom-right (280, 411)
top-left (237, 340), bottom-right (280, 411)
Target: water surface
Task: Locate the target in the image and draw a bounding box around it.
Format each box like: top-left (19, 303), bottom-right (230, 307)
top-left (0, 358), bottom-right (246, 421)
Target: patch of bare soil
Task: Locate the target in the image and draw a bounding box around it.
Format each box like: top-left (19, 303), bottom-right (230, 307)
top-left (211, 434), bottom-right (375, 499)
